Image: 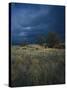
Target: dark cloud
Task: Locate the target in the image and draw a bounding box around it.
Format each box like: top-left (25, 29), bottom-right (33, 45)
top-left (11, 3), bottom-right (65, 44)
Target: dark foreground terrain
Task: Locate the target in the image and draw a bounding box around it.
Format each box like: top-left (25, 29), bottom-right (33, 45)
top-left (11, 45), bottom-right (65, 87)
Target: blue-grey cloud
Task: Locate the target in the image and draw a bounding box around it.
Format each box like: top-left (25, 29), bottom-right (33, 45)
top-left (10, 3), bottom-right (65, 44)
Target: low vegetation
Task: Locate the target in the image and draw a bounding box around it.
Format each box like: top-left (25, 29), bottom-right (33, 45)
top-left (11, 45), bottom-right (65, 87)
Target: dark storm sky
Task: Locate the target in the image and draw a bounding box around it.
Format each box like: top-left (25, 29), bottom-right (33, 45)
top-left (11, 3), bottom-right (65, 44)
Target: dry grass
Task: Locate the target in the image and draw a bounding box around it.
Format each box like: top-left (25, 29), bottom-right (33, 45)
top-left (11, 45), bottom-right (65, 87)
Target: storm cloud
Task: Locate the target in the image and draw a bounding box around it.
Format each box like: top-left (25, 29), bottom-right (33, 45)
top-left (10, 3), bottom-right (65, 44)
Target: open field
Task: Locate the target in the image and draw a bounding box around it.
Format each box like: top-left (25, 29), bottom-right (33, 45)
top-left (11, 45), bottom-right (65, 87)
